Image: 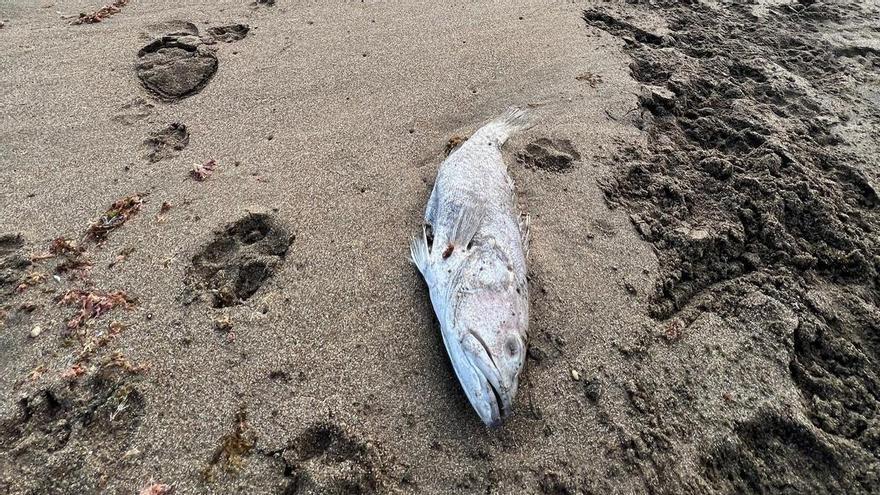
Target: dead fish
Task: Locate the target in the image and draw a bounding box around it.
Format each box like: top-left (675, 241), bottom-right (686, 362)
top-left (411, 107), bottom-right (533, 426)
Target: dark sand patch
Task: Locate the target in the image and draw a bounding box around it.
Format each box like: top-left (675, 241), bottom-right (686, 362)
top-left (588, 0), bottom-right (880, 492)
top-left (0, 370), bottom-right (145, 494)
top-left (0, 234), bottom-right (29, 301)
top-left (702, 411), bottom-right (865, 494)
top-left (259, 422), bottom-right (393, 494)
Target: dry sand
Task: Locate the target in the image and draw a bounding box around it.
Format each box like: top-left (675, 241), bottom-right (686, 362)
top-left (1, 0), bottom-right (878, 494)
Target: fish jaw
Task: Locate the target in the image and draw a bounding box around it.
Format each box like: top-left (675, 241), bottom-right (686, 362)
top-left (432, 295), bottom-right (515, 427)
top-left (422, 240), bottom-right (528, 427)
top-left (440, 323), bottom-right (507, 427)
top-left (420, 251), bottom-right (511, 427)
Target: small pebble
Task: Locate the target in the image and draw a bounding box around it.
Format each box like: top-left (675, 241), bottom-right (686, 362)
top-left (123, 447), bottom-right (141, 459)
top-left (214, 315), bottom-right (232, 332)
top-left (29, 326), bottom-right (42, 338)
top-left (571, 369), bottom-right (581, 381)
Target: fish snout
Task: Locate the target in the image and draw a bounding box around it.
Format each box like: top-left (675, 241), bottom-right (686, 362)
top-left (460, 331), bottom-right (517, 427)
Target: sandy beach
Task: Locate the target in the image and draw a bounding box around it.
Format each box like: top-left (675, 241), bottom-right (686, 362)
top-left (1, 0), bottom-right (878, 493)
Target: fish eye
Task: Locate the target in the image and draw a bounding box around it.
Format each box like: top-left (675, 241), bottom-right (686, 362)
top-left (505, 336), bottom-right (520, 357)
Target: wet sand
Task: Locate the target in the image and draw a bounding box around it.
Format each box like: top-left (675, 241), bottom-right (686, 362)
top-left (1, 0), bottom-right (878, 493)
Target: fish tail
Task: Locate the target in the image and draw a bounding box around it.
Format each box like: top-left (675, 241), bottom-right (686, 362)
top-left (477, 107), bottom-right (535, 146)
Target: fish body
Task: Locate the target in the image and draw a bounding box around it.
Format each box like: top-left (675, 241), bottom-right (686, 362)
top-left (411, 108), bottom-right (532, 426)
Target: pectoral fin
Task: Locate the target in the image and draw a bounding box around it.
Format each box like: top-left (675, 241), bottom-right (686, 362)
top-left (449, 203), bottom-right (484, 250)
top-left (410, 226), bottom-right (432, 282)
top-left (425, 182), bottom-right (439, 226)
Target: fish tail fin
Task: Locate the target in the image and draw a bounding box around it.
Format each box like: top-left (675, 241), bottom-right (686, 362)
top-left (477, 107), bottom-right (535, 146)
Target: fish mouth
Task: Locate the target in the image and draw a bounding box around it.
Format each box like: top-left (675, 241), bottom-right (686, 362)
top-left (454, 330), bottom-right (514, 427)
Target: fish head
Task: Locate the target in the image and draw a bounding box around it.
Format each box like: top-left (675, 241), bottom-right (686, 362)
top-left (447, 255), bottom-right (528, 427)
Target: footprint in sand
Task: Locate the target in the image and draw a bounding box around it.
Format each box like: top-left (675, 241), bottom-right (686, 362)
top-left (111, 97), bottom-right (155, 125)
top-left (516, 138), bottom-right (581, 173)
top-left (142, 20), bottom-right (199, 39)
top-left (206, 24), bottom-right (249, 43)
top-left (268, 423), bottom-right (390, 494)
top-left (189, 213), bottom-right (294, 308)
top-left (143, 123), bottom-right (189, 162)
top-left (136, 32), bottom-right (218, 101)
top-left (136, 22), bottom-right (249, 101)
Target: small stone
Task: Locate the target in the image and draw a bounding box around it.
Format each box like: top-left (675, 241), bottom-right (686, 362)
top-left (29, 326), bottom-right (42, 338)
top-left (571, 369), bottom-right (581, 381)
top-left (123, 447), bottom-right (141, 459)
top-left (214, 315), bottom-right (232, 332)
